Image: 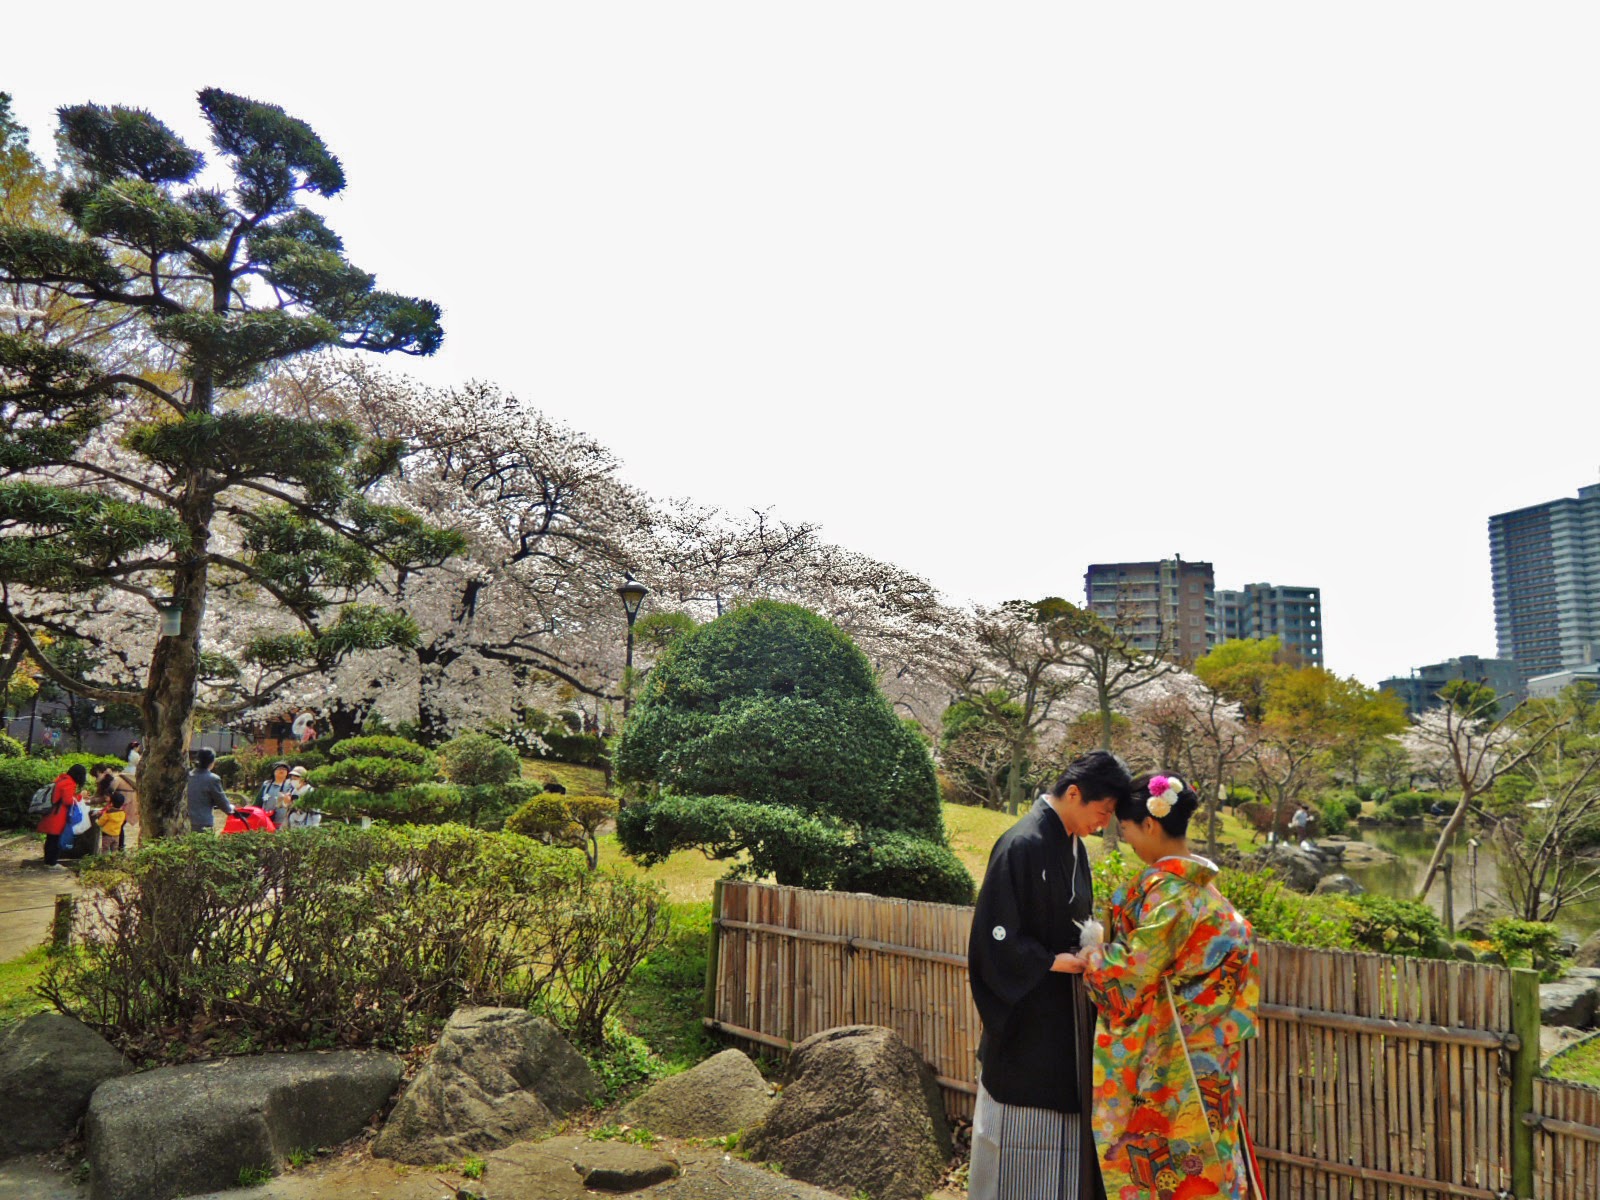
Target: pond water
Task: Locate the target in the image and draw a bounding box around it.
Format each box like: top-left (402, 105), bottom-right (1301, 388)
top-left (1339, 824), bottom-right (1600, 942)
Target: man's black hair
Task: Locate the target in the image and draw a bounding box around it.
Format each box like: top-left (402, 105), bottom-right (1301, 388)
top-left (1049, 750), bottom-right (1134, 805)
top-left (195, 748), bottom-right (216, 767)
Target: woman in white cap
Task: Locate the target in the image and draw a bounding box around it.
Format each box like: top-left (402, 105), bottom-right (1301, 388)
top-left (285, 765), bottom-right (321, 828)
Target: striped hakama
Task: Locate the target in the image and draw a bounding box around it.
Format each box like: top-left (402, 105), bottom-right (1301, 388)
top-left (968, 977), bottom-right (1104, 1200)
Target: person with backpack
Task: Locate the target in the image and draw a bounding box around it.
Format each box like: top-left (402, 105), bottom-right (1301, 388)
top-left (253, 762), bottom-right (295, 829)
top-left (37, 764), bottom-right (87, 869)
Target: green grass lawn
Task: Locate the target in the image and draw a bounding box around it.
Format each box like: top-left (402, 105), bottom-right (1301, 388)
top-left (521, 760), bottom-right (609, 796)
top-left (597, 801), bottom-right (1262, 908)
top-left (1546, 1033), bottom-right (1600, 1087)
top-left (0, 947), bottom-right (50, 1025)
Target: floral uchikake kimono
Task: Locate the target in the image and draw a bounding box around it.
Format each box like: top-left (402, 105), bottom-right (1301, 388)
top-left (1081, 856), bottom-right (1264, 1200)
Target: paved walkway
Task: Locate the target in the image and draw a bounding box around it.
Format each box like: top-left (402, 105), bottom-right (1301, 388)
top-left (0, 834), bottom-right (79, 961)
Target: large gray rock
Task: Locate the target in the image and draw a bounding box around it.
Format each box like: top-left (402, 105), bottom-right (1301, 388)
top-left (621, 1048), bottom-right (774, 1138)
top-left (85, 1050), bottom-right (401, 1200)
top-left (1574, 932), bottom-right (1600, 968)
top-left (0, 1013), bottom-right (128, 1157)
top-left (1258, 844), bottom-right (1326, 893)
top-left (1321, 838), bottom-right (1399, 869)
top-left (744, 1025), bottom-right (951, 1200)
top-left (1458, 903), bottom-right (1515, 941)
top-left (1540, 979), bottom-right (1599, 1030)
top-left (373, 1006), bottom-right (599, 1165)
top-left (1314, 873), bottom-right (1365, 897)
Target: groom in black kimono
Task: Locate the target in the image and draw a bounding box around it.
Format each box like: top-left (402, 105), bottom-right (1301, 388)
top-left (967, 750), bottom-right (1134, 1200)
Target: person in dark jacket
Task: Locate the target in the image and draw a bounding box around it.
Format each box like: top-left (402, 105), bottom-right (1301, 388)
top-left (38, 764), bottom-right (87, 869)
top-left (186, 748), bottom-right (235, 833)
top-left (966, 750), bottom-right (1133, 1200)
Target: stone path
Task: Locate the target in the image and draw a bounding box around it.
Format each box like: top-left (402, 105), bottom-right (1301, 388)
top-left (0, 1136), bottom-right (867, 1200)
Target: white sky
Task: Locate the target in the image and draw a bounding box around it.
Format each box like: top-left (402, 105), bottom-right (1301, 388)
top-left (7, 3), bottom-right (1598, 687)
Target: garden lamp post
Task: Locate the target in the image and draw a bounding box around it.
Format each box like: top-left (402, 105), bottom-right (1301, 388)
top-left (616, 575), bottom-right (649, 715)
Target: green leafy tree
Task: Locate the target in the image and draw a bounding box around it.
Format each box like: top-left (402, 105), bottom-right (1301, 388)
top-left (615, 600), bottom-right (968, 900)
top-left (1194, 637), bottom-right (1288, 724)
top-left (939, 689), bottom-right (1025, 810)
top-left (947, 598), bottom-right (1087, 816)
top-left (0, 90), bottom-right (462, 838)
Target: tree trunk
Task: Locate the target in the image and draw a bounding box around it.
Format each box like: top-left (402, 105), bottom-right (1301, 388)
top-left (1417, 789), bottom-right (1474, 899)
top-left (416, 642), bottom-right (460, 746)
top-left (137, 518), bottom-right (213, 842)
top-left (1005, 742), bottom-right (1025, 816)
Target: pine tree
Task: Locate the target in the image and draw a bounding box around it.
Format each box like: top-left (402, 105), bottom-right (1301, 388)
top-left (0, 89), bottom-right (461, 837)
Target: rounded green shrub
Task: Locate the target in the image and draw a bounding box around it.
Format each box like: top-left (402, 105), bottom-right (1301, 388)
top-left (328, 735), bottom-right (433, 765)
top-left (438, 732), bottom-right (520, 787)
top-left (308, 755), bottom-right (435, 795)
top-left (618, 601), bottom-right (942, 841)
top-left (833, 830), bottom-right (974, 905)
top-left (0, 732), bottom-right (24, 759)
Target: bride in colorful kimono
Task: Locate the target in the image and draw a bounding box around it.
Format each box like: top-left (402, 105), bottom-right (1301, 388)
top-left (1062, 773), bottom-right (1265, 1200)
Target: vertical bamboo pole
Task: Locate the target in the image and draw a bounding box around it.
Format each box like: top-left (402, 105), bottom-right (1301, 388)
top-left (1509, 967), bottom-right (1540, 1200)
top-left (702, 878), bottom-right (725, 1024)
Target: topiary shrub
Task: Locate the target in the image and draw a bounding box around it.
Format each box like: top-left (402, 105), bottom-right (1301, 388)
top-left (328, 735), bottom-right (433, 765)
top-left (438, 732), bottom-right (521, 787)
top-left (506, 793), bottom-right (617, 869)
top-left (833, 830), bottom-right (974, 905)
top-left (617, 600), bottom-right (955, 898)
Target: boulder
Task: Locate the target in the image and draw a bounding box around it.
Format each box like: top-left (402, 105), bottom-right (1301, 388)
top-left (743, 1025), bottom-right (951, 1200)
top-left (1540, 979), bottom-right (1598, 1030)
top-left (1322, 838), bottom-right (1398, 869)
top-left (1314, 874), bottom-right (1365, 897)
top-left (374, 1006), bottom-right (599, 1165)
top-left (620, 1048), bottom-right (774, 1138)
top-left (1458, 904), bottom-right (1515, 942)
top-left (1451, 942), bottom-right (1479, 963)
top-left (85, 1050), bottom-right (401, 1200)
top-left (1574, 932), bottom-right (1600, 968)
top-left (0, 1013), bottom-right (129, 1158)
top-left (569, 1139), bottom-right (680, 1191)
top-left (1257, 844), bottom-right (1326, 893)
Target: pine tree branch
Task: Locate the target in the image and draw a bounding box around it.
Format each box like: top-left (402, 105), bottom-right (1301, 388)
top-left (104, 374), bottom-right (186, 415)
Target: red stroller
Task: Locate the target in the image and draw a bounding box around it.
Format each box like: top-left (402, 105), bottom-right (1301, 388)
top-left (220, 805), bottom-right (277, 834)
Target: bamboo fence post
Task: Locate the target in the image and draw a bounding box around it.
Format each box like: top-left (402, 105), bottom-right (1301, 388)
top-left (1509, 967), bottom-right (1540, 1199)
top-left (702, 878), bottom-right (725, 1023)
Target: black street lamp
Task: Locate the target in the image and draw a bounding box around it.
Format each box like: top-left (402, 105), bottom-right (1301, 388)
top-left (616, 575), bottom-right (649, 715)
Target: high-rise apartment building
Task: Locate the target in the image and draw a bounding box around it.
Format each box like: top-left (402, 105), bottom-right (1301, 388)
top-left (1378, 655), bottom-right (1521, 716)
top-left (1215, 583), bottom-right (1324, 667)
top-left (1488, 480), bottom-right (1600, 682)
top-left (1084, 557), bottom-right (1215, 662)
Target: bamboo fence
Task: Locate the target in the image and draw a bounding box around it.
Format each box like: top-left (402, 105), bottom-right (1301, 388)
top-left (1531, 1077), bottom-right (1600, 1200)
top-left (703, 881), bottom-right (1584, 1200)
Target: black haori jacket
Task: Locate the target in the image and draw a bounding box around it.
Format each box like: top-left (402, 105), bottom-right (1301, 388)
top-left (967, 797), bottom-right (1095, 1113)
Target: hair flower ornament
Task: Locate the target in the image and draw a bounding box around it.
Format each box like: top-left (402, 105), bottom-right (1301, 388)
top-left (1147, 774), bottom-right (1184, 819)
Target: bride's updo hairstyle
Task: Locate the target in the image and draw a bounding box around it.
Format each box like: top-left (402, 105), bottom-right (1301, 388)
top-left (1119, 772), bottom-right (1201, 838)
